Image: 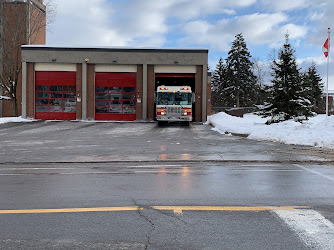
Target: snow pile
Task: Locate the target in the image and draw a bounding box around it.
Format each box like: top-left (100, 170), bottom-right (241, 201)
top-left (207, 112), bottom-right (334, 149)
top-left (0, 117), bottom-right (35, 124)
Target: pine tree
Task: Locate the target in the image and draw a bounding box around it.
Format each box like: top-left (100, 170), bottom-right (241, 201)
top-left (301, 64), bottom-right (324, 113)
top-left (211, 58), bottom-right (230, 107)
top-left (225, 33), bottom-right (258, 107)
top-left (260, 34), bottom-right (313, 124)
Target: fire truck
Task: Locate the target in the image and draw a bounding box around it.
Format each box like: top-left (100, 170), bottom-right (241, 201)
top-left (156, 85), bottom-right (193, 126)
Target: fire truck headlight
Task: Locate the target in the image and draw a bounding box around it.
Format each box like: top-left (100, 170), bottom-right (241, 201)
top-left (182, 109), bottom-right (191, 116)
top-left (157, 108), bottom-right (166, 116)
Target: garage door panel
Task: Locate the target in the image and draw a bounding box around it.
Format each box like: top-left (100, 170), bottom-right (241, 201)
top-left (35, 71), bottom-right (76, 120)
top-left (109, 79), bottom-right (122, 85)
top-left (36, 112), bottom-right (77, 120)
top-left (95, 72), bottom-right (136, 121)
top-left (96, 79), bottom-right (108, 85)
top-left (49, 71), bottom-right (75, 79)
top-left (36, 71), bottom-right (49, 78)
top-left (95, 114), bottom-right (135, 121)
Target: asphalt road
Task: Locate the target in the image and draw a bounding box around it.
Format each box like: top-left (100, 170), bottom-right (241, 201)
top-left (0, 121), bottom-right (334, 249)
top-left (0, 121), bottom-right (333, 163)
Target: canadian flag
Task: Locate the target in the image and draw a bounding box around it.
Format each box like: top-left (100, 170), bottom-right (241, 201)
top-left (323, 37), bottom-right (330, 57)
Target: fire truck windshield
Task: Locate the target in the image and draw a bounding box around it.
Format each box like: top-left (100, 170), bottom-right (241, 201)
top-left (175, 92), bottom-right (192, 105)
top-left (157, 92), bottom-right (192, 105)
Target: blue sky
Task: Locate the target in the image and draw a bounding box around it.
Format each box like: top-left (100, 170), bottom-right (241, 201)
top-left (47, 0), bottom-right (334, 90)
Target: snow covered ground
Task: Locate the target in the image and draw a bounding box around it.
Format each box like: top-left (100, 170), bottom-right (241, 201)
top-left (207, 112), bottom-right (334, 149)
top-left (0, 117), bottom-right (35, 124)
top-left (1, 114), bottom-right (334, 149)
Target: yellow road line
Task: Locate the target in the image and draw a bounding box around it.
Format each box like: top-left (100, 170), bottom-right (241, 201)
top-left (0, 206), bottom-right (310, 215)
top-left (0, 168), bottom-right (77, 171)
top-left (0, 207), bottom-right (140, 214)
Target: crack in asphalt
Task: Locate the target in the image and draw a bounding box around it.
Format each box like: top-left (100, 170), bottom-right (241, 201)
top-left (149, 205), bottom-right (189, 225)
top-left (131, 199), bottom-right (155, 250)
top-left (130, 198), bottom-right (190, 249)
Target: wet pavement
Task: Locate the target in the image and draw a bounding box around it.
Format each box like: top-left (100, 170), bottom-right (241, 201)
top-left (0, 161), bottom-right (334, 249)
top-left (1, 162), bottom-right (334, 208)
top-left (0, 121), bottom-right (333, 163)
top-left (1, 121), bottom-right (334, 249)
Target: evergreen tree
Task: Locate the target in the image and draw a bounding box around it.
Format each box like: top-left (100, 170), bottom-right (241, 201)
top-left (225, 33), bottom-right (258, 107)
top-left (301, 63), bottom-right (324, 113)
top-left (260, 34), bottom-right (313, 124)
top-left (211, 58), bottom-right (231, 107)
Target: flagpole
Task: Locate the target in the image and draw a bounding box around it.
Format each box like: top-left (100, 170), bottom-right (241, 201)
top-left (326, 28), bottom-right (330, 117)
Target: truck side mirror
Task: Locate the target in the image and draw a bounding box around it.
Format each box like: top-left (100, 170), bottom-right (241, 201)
top-left (192, 93), bottom-right (195, 103)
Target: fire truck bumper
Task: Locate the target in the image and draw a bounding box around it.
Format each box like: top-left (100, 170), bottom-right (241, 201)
top-left (157, 116), bottom-right (192, 122)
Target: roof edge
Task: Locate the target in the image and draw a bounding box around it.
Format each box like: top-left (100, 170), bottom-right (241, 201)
top-left (21, 45), bottom-right (209, 53)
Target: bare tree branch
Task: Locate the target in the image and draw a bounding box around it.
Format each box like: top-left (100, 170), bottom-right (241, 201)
top-left (0, 0), bottom-right (56, 116)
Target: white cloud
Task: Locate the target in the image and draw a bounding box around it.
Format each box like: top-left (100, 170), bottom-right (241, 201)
top-left (260, 0), bottom-right (309, 12)
top-left (47, 0), bottom-right (259, 47)
top-left (47, 0), bottom-right (171, 47)
top-left (309, 11), bottom-right (325, 21)
top-left (164, 0), bottom-right (252, 19)
top-left (296, 55), bottom-right (327, 66)
top-left (181, 13), bottom-right (307, 51)
top-left (305, 1), bottom-right (334, 45)
top-left (181, 19), bottom-right (233, 51)
top-left (279, 24), bottom-right (308, 39)
top-left (47, 0), bottom-right (129, 46)
top-left (114, 1), bottom-right (168, 37)
top-left (233, 13), bottom-right (288, 44)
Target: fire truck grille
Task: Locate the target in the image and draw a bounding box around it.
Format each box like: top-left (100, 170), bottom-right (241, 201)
top-left (167, 106), bottom-right (181, 117)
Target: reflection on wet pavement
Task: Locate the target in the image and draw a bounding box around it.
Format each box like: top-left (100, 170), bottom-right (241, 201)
top-left (0, 122), bottom-right (333, 163)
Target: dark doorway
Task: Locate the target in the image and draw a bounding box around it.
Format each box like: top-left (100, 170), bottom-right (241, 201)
top-left (155, 74), bottom-right (196, 121)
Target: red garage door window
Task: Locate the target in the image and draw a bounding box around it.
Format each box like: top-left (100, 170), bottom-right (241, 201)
top-left (95, 73), bottom-right (136, 121)
top-left (35, 71), bottom-right (76, 120)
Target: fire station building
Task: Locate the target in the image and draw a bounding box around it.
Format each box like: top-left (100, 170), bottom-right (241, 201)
top-left (21, 46), bottom-right (210, 122)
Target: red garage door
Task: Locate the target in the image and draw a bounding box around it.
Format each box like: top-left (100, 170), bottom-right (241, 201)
top-left (35, 71), bottom-right (76, 120)
top-left (95, 73), bottom-right (136, 121)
